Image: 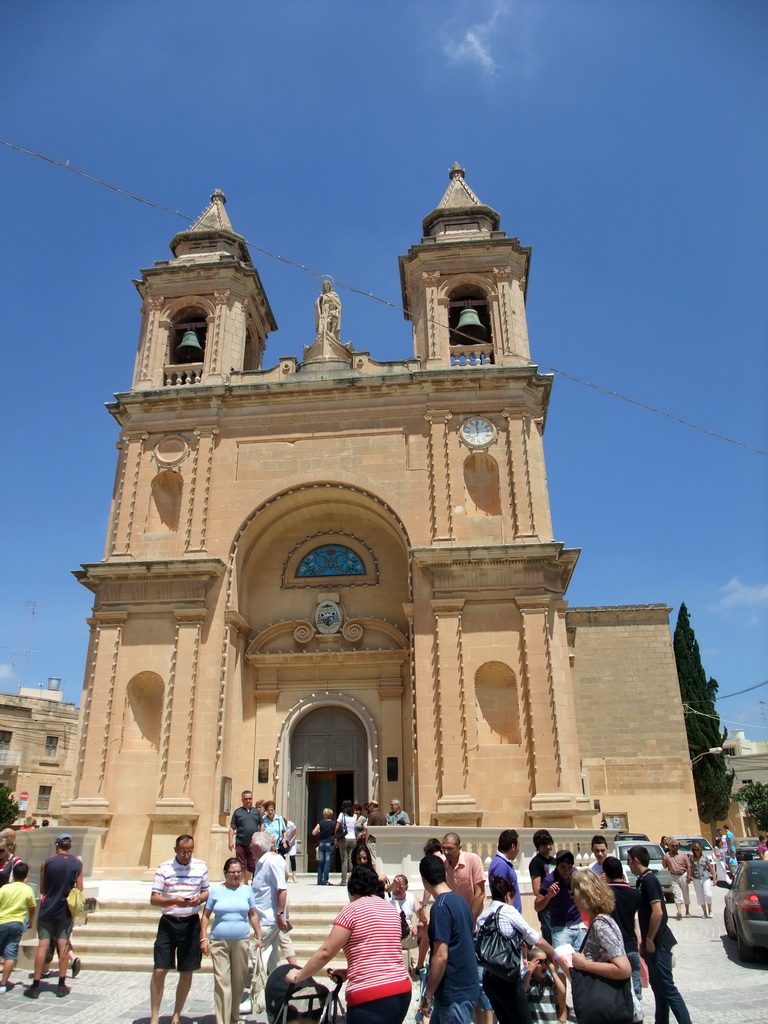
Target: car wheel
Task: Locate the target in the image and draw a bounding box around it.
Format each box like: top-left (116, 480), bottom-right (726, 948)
top-left (736, 926), bottom-right (756, 963)
top-left (723, 907), bottom-right (736, 940)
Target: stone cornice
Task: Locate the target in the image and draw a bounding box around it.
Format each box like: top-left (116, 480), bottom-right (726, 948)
top-left (412, 543), bottom-right (580, 595)
top-left (74, 558), bottom-right (226, 591)
top-left (411, 542), bottom-right (580, 568)
top-left (565, 604), bottom-right (673, 627)
top-left (224, 610), bottom-right (252, 637)
top-left (249, 649), bottom-right (408, 668)
top-left (106, 365), bottom-right (553, 425)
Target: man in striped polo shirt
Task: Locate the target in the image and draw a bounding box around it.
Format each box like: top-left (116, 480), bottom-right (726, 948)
top-left (149, 835), bottom-right (209, 1024)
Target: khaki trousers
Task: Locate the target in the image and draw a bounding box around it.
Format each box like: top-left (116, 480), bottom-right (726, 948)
top-left (211, 938), bottom-right (249, 1024)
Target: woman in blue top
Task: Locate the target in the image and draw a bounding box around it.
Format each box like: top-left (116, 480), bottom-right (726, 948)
top-left (200, 858), bottom-right (262, 1024)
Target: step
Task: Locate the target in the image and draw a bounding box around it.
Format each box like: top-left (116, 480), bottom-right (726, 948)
top-left (52, 894), bottom-right (350, 971)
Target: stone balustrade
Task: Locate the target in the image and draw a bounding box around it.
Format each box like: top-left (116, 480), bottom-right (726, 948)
top-left (374, 825), bottom-right (619, 893)
top-left (164, 363), bottom-right (203, 386)
top-left (450, 344), bottom-right (495, 366)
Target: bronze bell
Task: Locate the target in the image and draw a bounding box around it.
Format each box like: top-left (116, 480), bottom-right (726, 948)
top-left (176, 330), bottom-right (204, 363)
top-left (454, 307), bottom-right (488, 343)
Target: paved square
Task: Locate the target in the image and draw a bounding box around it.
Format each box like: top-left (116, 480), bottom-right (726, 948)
top-left (0, 887), bottom-right (762, 1023)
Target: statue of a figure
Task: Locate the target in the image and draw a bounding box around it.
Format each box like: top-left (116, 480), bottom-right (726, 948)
top-left (315, 280), bottom-right (342, 341)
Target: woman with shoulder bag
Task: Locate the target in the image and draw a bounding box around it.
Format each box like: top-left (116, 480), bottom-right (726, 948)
top-left (476, 875), bottom-right (558, 1024)
top-left (568, 870), bottom-right (639, 1024)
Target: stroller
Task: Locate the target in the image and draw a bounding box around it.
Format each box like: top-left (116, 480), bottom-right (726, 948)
top-left (265, 963), bottom-right (345, 1024)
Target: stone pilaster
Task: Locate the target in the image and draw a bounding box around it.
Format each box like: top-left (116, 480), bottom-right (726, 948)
top-left (110, 432), bottom-right (148, 557)
top-left (421, 271), bottom-right (445, 366)
top-left (218, 610), bottom-right (252, 778)
top-left (502, 412), bottom-right (536, 538)
top-left (185, 427), bottom-right (220, 553)
top-left (431, 599), bottom-right (478, 824)
top-left (68, 612), bottom-right (127, 807)
top-left (425, 412), bottom-right (454, 542)
top-left (519, 596), bottom-right (592, 825)
top-left (519, 597), bottom-right (561, 790)
top-left (204, 290), bottom-right (231, 384)
top-left (158, 610), bottom-right (207, 804)
top-left (135, 295), bottom-right (166, 389)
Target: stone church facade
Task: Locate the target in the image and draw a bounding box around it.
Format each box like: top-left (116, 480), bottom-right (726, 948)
top-left (64, 167), bottom-right (697, 876)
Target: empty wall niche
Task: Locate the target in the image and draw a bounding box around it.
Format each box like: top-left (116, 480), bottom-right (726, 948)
top-left (463, 453), bottom-right (501, 516)
top-left (147, 470), bottom-right (182, 532)
top-left (125, 671), bottom-right (164, 751)
top-left (475, 661), bottom-right (521, 744)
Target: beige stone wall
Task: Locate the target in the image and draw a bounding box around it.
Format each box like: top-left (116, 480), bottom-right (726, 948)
top-left (0, 690), bottom-right (78, 823)
top-left (68, 182), bottom-right (690, 876)
top-left (568, 605), bottom-right (700, 837)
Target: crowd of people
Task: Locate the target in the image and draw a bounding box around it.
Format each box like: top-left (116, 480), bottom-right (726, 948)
top-left (0, 800), bottom-right (729, 1023)
top-left (0, 829), bottom-right (83, 1001)
top-left (146, 806), bottom-right (703, 1024)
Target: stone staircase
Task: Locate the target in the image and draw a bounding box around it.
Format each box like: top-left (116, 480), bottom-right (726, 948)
top-left (41, 878), bottom-right (348, 973)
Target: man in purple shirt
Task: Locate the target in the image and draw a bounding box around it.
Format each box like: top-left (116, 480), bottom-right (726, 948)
top-left (533, 850), bottom-right (586, 951)
top-left (487, 829), bottom-right (522, 912)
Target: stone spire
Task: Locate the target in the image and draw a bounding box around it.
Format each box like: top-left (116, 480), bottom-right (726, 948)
top-left (189, 189), bottom-right (234, 232)
top-left (422, 163), bottom-right (501, 239)
top-left (169, 189), bottom-right (251, 263)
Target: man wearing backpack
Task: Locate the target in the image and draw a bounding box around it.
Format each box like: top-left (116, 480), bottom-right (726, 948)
top-left (24, 833), bottom-right (83, 1000)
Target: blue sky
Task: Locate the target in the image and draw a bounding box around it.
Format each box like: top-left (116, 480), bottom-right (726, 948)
top-left (1, 1), bottom-right (766, 737)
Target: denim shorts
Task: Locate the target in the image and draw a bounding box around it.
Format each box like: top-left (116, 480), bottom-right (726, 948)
top-left (0, 921), bottom-right (24, 961)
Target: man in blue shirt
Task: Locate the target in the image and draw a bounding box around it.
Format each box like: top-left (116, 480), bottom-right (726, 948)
top-left (534, 850), bottom-right (587, 951)
top-left (487, 829), bottom-right (522, 912)
top-left (419, 855), bottom-right (479, 1024)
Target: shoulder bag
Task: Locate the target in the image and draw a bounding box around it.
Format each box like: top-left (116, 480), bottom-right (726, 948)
top-left (570, 920), bottom-right (634, 1024)
top-left (475, 906), bottom-right (522, 978)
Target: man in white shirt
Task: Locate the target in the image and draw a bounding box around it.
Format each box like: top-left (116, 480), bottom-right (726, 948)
top-left (249, 832), bottom-right (295, 973)
top-left (589, 834), bottom-right (609, 875)
top-left (239, 832), bottom-right (298, 1017)
top-left (149, 835), bottom-right (209, 1024)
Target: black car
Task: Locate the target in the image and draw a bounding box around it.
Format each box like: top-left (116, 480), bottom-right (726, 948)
top-left (724, 860), bottom-right (768, 961)
top-left (735, 838), bottom-right (762, 863)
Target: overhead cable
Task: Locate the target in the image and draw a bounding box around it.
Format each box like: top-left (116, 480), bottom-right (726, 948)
top-left (1, 136), bottom-right (765, 456)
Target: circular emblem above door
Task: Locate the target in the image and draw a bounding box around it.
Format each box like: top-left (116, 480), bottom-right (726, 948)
top-left (315, 600), bottom-right (342, 634)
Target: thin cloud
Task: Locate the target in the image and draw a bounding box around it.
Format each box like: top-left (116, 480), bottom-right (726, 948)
top-left (716, 578), bottom-right (768, 610)
top-left (454, 30), bottom-right (499, 75)
top-left (442, 1), bottom-right (510, 78)
top-left (0, 665), bottom-right (13, 680)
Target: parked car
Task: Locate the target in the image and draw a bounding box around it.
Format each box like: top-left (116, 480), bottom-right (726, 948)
top-left (671, 835), bottom-right (715, 856)
top-left (613, 841), bottom-right (673, 901)
top-left (615, 832), bottom-right (650, 842)
top-left (735, 838), bottom-right (762, 863)
top-left (724, 861), bottom-right (768, 961)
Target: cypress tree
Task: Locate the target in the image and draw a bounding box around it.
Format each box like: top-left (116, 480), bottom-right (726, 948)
top-left (673, 603), bottom-right (733, 831)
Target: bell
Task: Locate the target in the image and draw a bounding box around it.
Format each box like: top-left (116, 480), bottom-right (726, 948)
top-left (175, 330), bottom-right (204, 363)
top-left (454, 307), bottom-right (488, 343)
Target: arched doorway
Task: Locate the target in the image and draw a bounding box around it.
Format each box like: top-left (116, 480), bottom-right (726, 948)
top-left (289, 706), bottom-right (367, 873)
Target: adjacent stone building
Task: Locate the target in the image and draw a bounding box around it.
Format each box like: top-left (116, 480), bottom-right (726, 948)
top-left (64, 167), bottom-right (698, 876)
top-left (0, 680), bottom-right (79, 823)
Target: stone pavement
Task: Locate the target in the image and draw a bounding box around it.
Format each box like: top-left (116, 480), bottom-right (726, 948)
top-left (0, 885), bottom-right (762, 1023)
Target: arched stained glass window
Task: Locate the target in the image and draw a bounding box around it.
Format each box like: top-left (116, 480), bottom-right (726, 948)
top-left (296, 545), bottom-right (365, 577)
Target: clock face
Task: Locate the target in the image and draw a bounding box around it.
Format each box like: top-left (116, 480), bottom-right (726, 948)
top-left (460, 417), bottom-right (495, 448)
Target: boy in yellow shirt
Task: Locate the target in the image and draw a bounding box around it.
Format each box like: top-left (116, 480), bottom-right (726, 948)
top-left (0, 861), bottom-right (37, 993)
